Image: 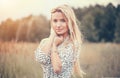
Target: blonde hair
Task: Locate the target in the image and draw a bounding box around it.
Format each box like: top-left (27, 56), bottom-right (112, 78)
top-left (51, 4), bottom-right (85, 78)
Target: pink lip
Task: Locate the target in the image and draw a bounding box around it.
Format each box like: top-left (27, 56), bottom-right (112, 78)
top-left (56, 29), bottom-right (62, 31)
top-left (56, 29), bottom-right (62, 32)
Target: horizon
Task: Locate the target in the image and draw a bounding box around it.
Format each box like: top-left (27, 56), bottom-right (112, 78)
top-left (0, 0), bottom-right (119, 23)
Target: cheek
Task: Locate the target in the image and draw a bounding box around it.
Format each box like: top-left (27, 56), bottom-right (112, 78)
top-left (61, 26), bottom-right (68, 34)
top-left (64, 24), bottom-right (69, 31)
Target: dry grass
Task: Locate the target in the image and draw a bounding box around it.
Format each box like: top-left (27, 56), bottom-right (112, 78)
top-left (0, 41), bottom-right (43, 78)
top-left (81, 43), bottom-right (120, 78)
top-left (0, 41), bottom-right (120, 78)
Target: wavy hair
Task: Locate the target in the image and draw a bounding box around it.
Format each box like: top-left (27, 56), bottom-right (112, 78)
top-left (51, 4), bottom-right (85, 78)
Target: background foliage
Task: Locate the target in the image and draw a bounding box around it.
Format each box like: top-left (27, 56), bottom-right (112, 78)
top-left (0, 3), bottom-right (120, 43)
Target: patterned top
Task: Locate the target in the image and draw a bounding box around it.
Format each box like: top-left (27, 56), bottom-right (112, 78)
top-left (34, 38), bottom-right (80, 78)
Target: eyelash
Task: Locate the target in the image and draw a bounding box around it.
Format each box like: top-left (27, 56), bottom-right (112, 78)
top-left (53, 19), bottom-right (66, 22)
top-left (53, 19), bottom-right (57, 22)
top-left (61, 19), bottom-right (65, 22)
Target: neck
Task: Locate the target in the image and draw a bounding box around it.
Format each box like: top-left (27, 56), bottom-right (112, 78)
top-left (61, 33), bottom-right (69, 39)
top-left (63, 34), bottom-right (70, 43)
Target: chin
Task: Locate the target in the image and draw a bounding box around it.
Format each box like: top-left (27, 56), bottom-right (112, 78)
top-left (56, 32), bottom-right (64, 35)
top-left (56, 33), bottom-right (63, 36)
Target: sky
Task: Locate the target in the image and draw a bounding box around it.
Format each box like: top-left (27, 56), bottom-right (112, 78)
top-left (0, 0), bottom-right (120, 22)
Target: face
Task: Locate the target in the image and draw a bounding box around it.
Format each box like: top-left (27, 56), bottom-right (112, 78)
top-left (51, 12), bottom-right (69, 36)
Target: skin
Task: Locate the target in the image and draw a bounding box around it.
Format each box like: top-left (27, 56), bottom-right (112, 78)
top-left (51, 12), bottom-right (69, 38)
top-left (40, 11), bottom-right (69, 74)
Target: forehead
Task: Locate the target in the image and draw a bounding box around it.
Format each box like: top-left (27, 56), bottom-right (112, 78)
top-left (51, 12), bottom-right (67, 19)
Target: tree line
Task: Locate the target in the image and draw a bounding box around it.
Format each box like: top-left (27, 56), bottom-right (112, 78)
top-left (0, 3), bottom-right (120, 43)
top-left (0, 15), bottom-right (50, 42)
top-left (73, 3), bottom-right (120, 43)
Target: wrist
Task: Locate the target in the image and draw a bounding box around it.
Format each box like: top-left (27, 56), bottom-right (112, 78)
top-left (52, 44), bottom-right (58, 54)
top-left (52, 50), bottom-right (58, 54)
top-left (53, 43), bottom-right (57, 47)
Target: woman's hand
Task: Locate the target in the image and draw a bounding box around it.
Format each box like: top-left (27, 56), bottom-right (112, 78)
top-left (49, 27), bottom-right (64, 46)
top-left (50, 27), bottom-right (63, 74)
top-left (53, 36), bottom-right (64, 46)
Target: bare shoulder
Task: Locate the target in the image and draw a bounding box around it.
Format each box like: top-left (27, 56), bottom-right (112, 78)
top-left (38, 38), bottom-right (49, 48)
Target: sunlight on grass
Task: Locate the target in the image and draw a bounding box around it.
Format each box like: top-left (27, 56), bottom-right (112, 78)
top-left (0, 41), bottom-right (120, 78)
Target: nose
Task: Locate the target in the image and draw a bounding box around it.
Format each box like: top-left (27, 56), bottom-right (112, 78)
top-left (56, 22), bottom-right (61, 27)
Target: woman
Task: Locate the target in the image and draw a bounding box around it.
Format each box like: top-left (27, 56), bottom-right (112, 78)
top-left (35, 4), bottom-right (85, 78)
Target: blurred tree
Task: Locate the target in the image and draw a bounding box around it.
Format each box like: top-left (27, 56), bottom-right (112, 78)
top-left (101, 3), bottom-right (116, 42)
top-left (27, 15), bottom-right (49, 42)
top-left (81, 11), bottom-right (96, 42)
top-left (0, 19), bottom-right (18, 41)
top-left (0, 3), bottom-right (120, 42)
top-left (15, 15), bottom-right (49, 42)
top-left (16, 16), bottom-right (31, 41)
top-left (93, 4), bottom-right (106, 42)
top-left (114, 4), bottom-right (120, 42)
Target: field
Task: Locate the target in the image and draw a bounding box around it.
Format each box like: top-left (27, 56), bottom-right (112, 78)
top-left (0, 41), bottom-right (120, 78)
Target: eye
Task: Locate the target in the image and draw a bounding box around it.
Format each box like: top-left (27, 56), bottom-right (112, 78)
top-left (53, 19), bottom-right (57, 22)
top-left (61, 19), bottom-right (66, 22)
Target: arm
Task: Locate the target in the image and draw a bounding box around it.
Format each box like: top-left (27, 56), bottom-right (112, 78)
top-left (35, 27), bottom-right (56, 65)
top-left (34, 38), bottom-right (51, 65)
top-left (34, 33), bottom-right (55, 64)
top-left (51, 36), bottom-right (63, 74)
top-left (51, 43), bottom-right (62, 74)
top-left (39, 28), bottom-right (56, 55)
top-left (40, 37), bottom-right (54, 55)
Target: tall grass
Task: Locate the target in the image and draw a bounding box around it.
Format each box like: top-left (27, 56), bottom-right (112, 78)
top-left (81, 43), bottom-right (120, 78)
top-left (0, 41), bottom-right (43, 78)
top-left (0, 41), bottom-right (120, 78)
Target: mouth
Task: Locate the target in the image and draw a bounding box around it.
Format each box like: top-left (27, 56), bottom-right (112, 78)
top-left (56, 29), bottom-right (62, 32)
